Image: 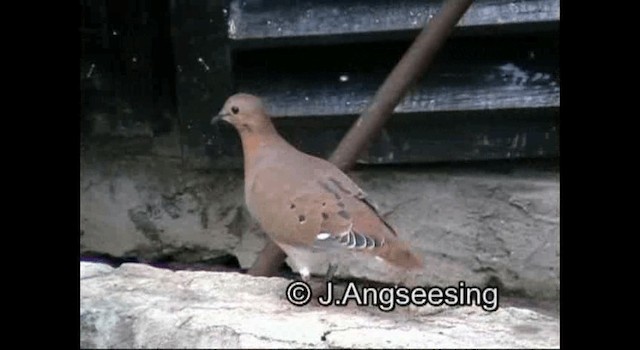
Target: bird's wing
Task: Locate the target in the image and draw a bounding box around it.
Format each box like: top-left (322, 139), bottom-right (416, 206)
top-left (279, 163), bottom-right (398, 252)
top-left (286, 189), bottom-right (388, 252)
top-left (313, 168), bottom-right (398, 236)
top-left (250, 158), bottom-right (423, 269)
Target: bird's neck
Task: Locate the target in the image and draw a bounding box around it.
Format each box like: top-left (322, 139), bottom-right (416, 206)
top-left (238, 122), bottom-right (290, 176)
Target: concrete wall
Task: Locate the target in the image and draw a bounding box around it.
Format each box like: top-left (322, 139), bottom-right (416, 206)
top-left (80, 132), bottom-right (559, 300)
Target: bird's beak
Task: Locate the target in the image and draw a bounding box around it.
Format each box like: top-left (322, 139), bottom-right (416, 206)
top-left (211, 112), bottom-right (230, 125)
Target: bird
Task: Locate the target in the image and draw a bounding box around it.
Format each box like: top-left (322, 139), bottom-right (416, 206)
top-left (211, 93), bottom-right (423, 283)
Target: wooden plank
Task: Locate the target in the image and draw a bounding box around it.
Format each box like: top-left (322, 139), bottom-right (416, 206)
top-left (227, 0), bottom-right (559, 44)
top-left (204, 107), bottom-right (558, 168)
top-left (241, 62), bottom-right (559, 117)
top-left (170, 0), bottom-right (234, 162)
top-left (232, 35), bottom-right (559, 117)
top-left (80, 0), bottom-right (177, 139)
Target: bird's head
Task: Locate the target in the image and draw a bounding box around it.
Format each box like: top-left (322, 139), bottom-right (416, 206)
top-left (211, 93), bottom-right (273, 134)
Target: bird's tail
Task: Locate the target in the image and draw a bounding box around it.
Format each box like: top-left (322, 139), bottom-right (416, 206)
top-left (375, 238), bottom-right (424, 270)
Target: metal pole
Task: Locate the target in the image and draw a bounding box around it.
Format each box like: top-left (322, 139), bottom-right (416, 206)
top-left (329, 0), bottom-right (474, 170)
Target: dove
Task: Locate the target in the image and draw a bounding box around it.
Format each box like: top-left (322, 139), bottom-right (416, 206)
top-left (211, 93), bottom-right (423, 283)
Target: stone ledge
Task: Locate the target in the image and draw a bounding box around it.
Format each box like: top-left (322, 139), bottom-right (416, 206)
top-left (80, 262), bottom-right (559, 348)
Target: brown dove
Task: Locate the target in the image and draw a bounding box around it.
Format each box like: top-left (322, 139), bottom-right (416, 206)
top-left (211, 93), bottom-right (423, 282)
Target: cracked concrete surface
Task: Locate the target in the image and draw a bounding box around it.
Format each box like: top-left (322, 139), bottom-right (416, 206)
top-left (80, 262), bottom-right (559, 348)
top-left (81, 156), bottom-right (559, 299)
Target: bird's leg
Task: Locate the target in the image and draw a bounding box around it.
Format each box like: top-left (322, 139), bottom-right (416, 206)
top-left (307, 264), bottom-right (338, 306)
top-left (314, 263), bottom-right (337, 302)
top-left (324, 263), bottom-right (338, 283)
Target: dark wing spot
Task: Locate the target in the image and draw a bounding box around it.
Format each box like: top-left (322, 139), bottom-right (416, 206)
top-left (322, 212), bottom-right (329, 220)
top-left (322, 202), bottom-right (326, 207)
top-left (336, 202), bottom-right (345, 208)
top-left (298, 215), bottom-right (306, 223)
top-left (318, 180), bottom-right (342, 200)
top-left (290, 203), bottom-right (296, 209)
top-left (328, 177), bottom-right (352, 195)
top-left (337, 210), bottom-right (351, 220)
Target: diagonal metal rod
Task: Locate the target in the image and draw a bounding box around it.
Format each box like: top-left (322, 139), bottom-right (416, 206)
top-left (248, 0), bottom-right (475, 277)
top-left (330, 0), bottom-right (474, 170)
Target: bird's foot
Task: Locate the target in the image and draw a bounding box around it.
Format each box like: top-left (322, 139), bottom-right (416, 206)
top-left (298, 264), bottom-right (337, 307)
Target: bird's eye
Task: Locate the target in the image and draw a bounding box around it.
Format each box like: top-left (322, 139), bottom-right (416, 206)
top-left (231, 106), bottom-right (239, 114)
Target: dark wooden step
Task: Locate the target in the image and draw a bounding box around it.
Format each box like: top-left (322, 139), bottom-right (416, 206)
top-left (232, 35), bottom-right (559, 117)
top-left (228, 0), bottom-right (559, 48)
top-left (204, 107), bottom-right (558, 167)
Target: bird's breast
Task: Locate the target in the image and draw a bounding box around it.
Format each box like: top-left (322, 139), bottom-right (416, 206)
top-left (245, 164), bottom-right (325, 245)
